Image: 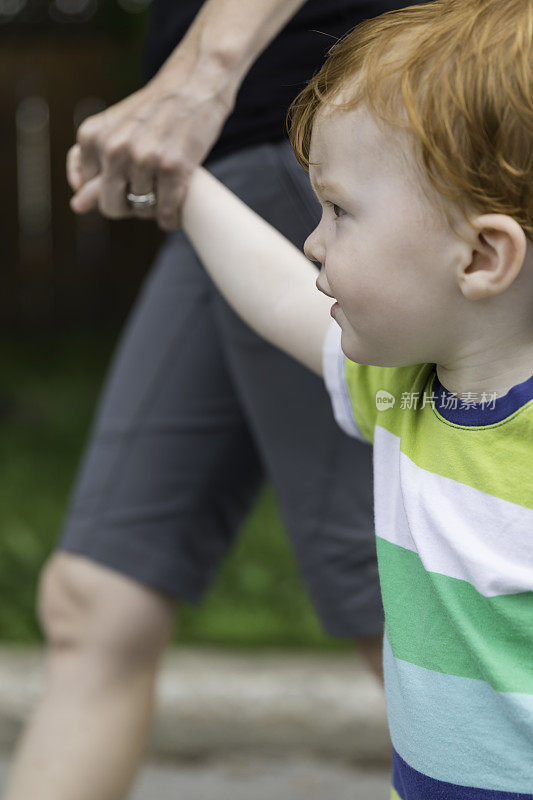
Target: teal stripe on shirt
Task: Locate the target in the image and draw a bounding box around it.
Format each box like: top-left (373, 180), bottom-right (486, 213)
top-left (383, 636), bottom-right (533, 793)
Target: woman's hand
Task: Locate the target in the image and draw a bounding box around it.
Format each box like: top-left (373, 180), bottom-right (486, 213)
top-left (67, 62), bottom-right (235, 230)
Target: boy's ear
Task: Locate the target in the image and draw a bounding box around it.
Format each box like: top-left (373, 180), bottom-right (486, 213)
top-left (459, 214), bottom-right (527, 300)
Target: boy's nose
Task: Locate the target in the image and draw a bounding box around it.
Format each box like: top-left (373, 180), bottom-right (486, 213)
top-left (304, 227), bottom-right (325, 266)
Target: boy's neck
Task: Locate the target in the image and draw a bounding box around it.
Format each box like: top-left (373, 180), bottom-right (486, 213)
top-left (436, 339), bottom-right (533, 399)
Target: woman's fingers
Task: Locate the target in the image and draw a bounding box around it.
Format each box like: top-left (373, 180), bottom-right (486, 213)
top-left (70, 175), bottom-right (102, 213)
top-left (66, 144), bottom-right (84, 191)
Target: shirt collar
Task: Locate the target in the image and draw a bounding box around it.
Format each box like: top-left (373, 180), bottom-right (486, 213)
top-left (432, 369), bottom-right (533, 426)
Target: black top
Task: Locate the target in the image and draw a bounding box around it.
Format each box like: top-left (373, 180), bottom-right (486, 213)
top-left (143, 1), bottom-right (419, 165)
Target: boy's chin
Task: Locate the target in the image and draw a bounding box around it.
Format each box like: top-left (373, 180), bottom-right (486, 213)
top-left (340, 330), bottom-right (383, 367)
top-left (340, 330), bottom-right (409, 368)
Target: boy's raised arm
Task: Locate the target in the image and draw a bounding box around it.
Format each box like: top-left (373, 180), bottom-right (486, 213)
top-left (181, 166), bottom-right (332, 376)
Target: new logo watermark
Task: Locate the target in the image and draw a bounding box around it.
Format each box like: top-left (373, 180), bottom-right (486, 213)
top-left (375, 389), bottom-right (396, 411)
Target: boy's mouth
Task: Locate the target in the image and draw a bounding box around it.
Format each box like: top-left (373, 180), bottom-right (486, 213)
top-left (315, 276), bottom-right (335, 299)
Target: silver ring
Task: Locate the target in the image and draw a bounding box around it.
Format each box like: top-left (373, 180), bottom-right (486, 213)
top-left (126, 190), bottom-right (157, 209)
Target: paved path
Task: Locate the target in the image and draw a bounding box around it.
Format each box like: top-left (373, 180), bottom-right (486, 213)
top-left (0, 752), bottom-right (391, 800)
top-left (0, 646), bottom-right (389, 763)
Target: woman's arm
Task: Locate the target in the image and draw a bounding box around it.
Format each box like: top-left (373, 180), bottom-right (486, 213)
top-left (182, 167), bottom-right (331, 376)
top-left (68, 0), bottom-right (310, 230)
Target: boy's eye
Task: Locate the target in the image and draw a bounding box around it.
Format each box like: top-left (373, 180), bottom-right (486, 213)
top-left (329, 202), bottom-right (346, 219)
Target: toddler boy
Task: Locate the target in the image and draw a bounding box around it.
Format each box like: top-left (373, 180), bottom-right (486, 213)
top-left (181, 0), bottom-right (533, 796)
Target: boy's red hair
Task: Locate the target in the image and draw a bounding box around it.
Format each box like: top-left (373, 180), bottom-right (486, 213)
top-left (288, 0), bottom-right (533, 238)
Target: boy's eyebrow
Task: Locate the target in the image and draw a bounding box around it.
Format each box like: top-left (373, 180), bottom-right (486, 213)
top-left (309, 176), bottom-right (347, 200)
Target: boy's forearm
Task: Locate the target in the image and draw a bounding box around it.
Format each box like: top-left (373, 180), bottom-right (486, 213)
top-left (182, 168), bottom-right (331, 376)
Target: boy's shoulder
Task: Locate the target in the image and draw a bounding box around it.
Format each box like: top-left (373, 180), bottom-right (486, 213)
top-left (323, 320), bottom-right (434, 443)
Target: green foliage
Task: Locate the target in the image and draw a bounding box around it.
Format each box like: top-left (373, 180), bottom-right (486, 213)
top-left (0, 333), bottom-right (348, 650)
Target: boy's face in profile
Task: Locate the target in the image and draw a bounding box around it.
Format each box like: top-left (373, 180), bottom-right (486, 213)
top-left (305, 103), bottom-right (471, 368)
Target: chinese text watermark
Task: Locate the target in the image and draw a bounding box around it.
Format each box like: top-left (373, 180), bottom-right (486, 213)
top-left (375, 390), bottom-right (498, 412)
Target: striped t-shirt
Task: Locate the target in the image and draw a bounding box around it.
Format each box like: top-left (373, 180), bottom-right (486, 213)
top-left (323, 322), bottom-right (533, 800)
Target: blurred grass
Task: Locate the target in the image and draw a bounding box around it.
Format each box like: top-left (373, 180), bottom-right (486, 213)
top-left (0, 332), bottom-right (349, 650)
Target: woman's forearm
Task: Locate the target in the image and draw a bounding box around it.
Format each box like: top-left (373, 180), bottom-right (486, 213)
top-left (159, 0), bottom-right (310, 102)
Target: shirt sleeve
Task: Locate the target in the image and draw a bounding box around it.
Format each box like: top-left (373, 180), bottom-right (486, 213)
top-left (322, 320), bottom-right (371, 443)
top-left (322, 320), bottom-right (428, 444)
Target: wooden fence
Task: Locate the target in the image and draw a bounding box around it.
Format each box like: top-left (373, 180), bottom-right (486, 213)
top-left (0, 22), bottom-right (163, 330)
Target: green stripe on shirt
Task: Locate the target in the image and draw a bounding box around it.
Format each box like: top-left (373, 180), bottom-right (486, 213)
top-left (377, 536), bottom-right (533, 694)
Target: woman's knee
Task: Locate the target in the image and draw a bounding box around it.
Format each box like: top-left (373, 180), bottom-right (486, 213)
top-left (37, 551), bottom-right (176, 667)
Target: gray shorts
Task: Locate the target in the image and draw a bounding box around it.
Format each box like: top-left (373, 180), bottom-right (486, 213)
top-left (58, 139), bottom-right (382, 638)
